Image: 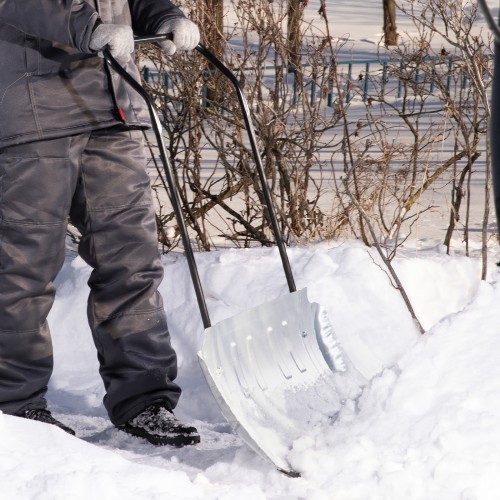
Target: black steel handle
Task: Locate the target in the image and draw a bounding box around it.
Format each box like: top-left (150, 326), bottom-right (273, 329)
top-left (134, 35), bottom-right (295, 292)
top-left (104, 35), bottom-right (298, 328)
top-left (193, 43), bottom-right (297, 294)
top-left (103, 46), bottom-right (212, 328)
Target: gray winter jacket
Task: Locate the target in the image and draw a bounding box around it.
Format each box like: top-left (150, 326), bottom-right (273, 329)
top-left (0, 0), bottom-right (185, 147)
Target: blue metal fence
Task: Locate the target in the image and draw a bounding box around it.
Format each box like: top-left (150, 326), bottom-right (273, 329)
top-left (142, 55), bottom-right (476, 109)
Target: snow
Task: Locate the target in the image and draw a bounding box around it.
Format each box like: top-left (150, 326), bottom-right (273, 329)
top-left (3, 239), bottom-right (500, 499)
top-left (2, 1), bottom-right (500, 499)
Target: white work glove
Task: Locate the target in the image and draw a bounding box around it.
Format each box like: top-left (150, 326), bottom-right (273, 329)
top-left (156, 18), bottom-right (200, 56)
top-left (89, 23), bottom-right (135, 64)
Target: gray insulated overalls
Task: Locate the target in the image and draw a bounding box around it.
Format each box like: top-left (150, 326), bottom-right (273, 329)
top-left (0, 0), bottom-right (186, 425)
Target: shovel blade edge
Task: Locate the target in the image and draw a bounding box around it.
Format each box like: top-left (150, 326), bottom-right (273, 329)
top-left (198, 288), bottom-right (345, 474)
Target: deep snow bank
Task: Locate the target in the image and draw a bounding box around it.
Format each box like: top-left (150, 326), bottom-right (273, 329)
top-left (1, 241), bottom-right (495, 499)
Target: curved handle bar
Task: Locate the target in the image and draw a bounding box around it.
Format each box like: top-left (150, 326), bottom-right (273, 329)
top-left (103, 35), bottom-right (297, 329)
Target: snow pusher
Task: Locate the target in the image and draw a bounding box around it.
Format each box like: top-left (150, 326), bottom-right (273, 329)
top-left (104, 38), bottom-right (349, 476)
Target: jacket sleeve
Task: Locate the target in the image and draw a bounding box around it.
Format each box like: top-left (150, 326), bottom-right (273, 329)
top-left (128, 0), bottom-right (186, 35)
top-left (0, 0), bottom-right (98, 52)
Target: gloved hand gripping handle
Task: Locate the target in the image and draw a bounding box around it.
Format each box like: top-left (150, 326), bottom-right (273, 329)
top-left (102, 36), bottom-right (296, 330)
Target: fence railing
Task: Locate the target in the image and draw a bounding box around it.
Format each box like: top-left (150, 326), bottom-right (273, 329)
top-left (142, 55), bottom-right (477, 109)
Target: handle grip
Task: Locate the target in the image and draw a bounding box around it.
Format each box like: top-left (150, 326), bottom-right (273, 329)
top-left (134, 34), bottom-right (173, 44)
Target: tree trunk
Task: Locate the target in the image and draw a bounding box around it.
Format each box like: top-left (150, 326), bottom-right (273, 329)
top-left (383, 0), bottom-right (397, 46)
top-left (200, 0), bottom-right (224, 104)
top-left (202, 0), bottom-right (224, 56)
top-left (287, 0), bottom-right (305, 71)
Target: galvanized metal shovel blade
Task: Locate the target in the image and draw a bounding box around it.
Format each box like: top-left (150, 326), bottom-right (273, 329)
top-left (198, 288), bottom-right (346, 476)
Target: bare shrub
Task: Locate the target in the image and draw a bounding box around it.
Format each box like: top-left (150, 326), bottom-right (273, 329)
top-left (133, 0), bottom-right (491, 276)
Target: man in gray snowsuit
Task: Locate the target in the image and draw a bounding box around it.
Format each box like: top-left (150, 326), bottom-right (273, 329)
top-left (0, 0), bottom-right (201, 446)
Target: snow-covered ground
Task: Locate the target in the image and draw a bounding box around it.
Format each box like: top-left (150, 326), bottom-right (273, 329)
top-left (3, 239), bottom-right (500, 499)
top-left (3, 1), bottom-right (500, 499)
